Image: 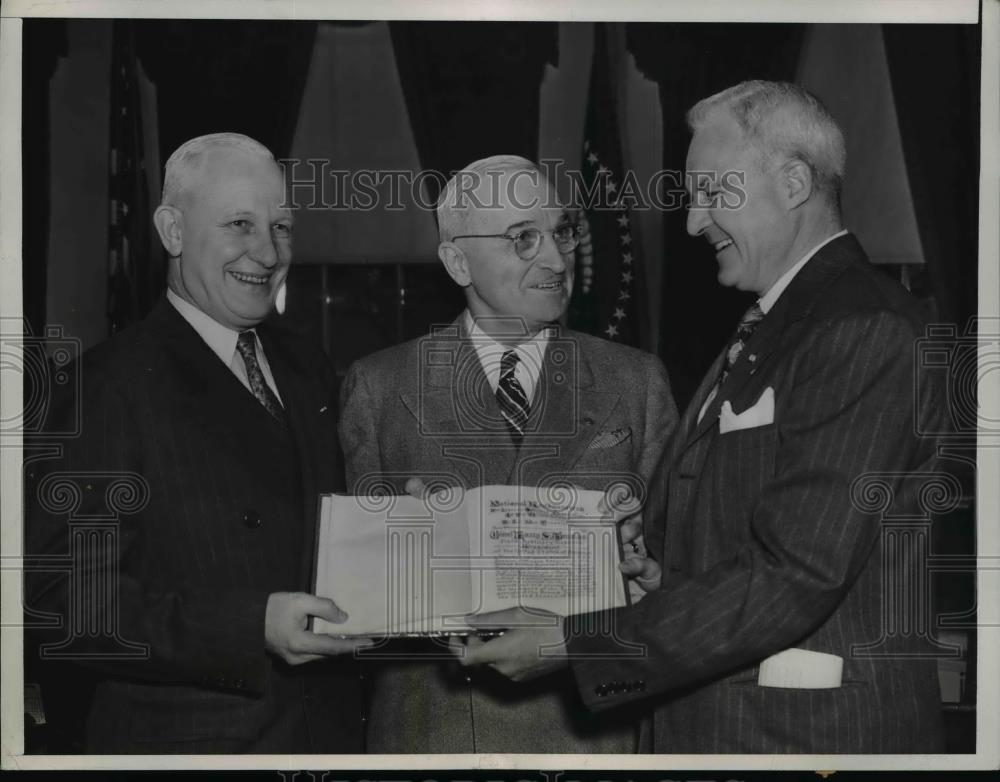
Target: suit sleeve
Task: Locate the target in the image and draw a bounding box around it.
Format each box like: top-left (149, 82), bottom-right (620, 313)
top-left (636, 354), bottom-right (678, 561)
top-left (568, 310), bottom-right (936, 707)
top-left (25, 362), bottom-right (270, 694)
top-left (338, 360), bottom-right (384, 492)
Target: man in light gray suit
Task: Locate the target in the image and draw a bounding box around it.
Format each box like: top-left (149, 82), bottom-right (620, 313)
top-left (457, 82), bottom-right (947, 753)
top-left (339, 155), bottom-right (678, 753)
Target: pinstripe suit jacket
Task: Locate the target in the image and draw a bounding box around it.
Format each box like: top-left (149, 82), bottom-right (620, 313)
top-left (569, 234), bottom-right (946, 753)
top-left (339, 315), bottom-right (678, 753)
top-left (26, 298), bottom-right (365, 753)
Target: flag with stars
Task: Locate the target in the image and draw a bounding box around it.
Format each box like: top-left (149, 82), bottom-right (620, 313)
top-left (108, 21), bottom-right (163, 333)
top-left (567, 23), bottom-right (639, 346)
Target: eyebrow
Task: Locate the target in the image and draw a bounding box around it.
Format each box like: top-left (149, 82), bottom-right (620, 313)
top-left (503, 219), bottom-right (536, 232)
top-left (221, 209), bottom-right (294, 224)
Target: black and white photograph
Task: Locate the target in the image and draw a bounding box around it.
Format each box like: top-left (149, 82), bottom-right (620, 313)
top-left (0, 0), bottom-right (997, 773)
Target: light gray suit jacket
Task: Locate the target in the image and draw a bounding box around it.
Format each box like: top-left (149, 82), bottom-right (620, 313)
top-left (339, 314), bottom-right (678, 753)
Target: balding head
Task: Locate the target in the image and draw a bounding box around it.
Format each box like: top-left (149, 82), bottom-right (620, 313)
top-left (436, 155), bottom-right (549, 242)
top-left (161, 132), bottom-right (277, 210)
top-left (687, 80), bottom-right (846, 210)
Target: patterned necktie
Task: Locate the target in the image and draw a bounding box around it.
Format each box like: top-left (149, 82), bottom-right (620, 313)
top-left (718, 302), bottom-right (765, 388)
top-left (496, 350), bottom-right (530, 445)
top-left (236, 331), bottom-right (286, 425)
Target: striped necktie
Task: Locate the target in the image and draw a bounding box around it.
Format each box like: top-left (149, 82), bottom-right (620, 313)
top-left (699, 302), bottom-right (766, 423)
top-left (496, 350), bottom-right (530, 445)
top-left (718, 302), bottom-right (765, 388)
top-left (236, 331), bottom-right (286, 425)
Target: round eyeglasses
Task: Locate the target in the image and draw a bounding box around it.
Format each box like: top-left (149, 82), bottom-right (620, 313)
top-left (451, 224), bottom-right (580, 261)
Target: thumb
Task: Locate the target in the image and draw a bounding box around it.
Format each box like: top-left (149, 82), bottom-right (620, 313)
top-left (619, 557), bottom-right (658, 581)
top-left (405, 477), bottom-right (429, 499)
top-left (306, 595), bottom-right (348, 625)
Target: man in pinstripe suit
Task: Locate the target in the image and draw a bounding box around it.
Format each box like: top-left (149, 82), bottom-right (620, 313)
top-left (26, 134), bottom-right (368, 753)
top-left (459, 81), bottom-right (946, 752)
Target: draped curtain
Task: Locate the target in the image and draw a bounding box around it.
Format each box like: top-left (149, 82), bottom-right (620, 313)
top-left (883, 23), bottom-right (980, 328)
top-left (22, 21), bottom-right (67, 337)
top-left (390, 22), bottom-right (559, 205)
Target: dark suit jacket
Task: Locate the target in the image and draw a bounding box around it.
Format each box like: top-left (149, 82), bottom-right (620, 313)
top-left (569, 234), bottom-right (946, 753)
top-left (339, 315), bottom-right (678, 753)
top-left (25, 298), bottom-right (365, 753)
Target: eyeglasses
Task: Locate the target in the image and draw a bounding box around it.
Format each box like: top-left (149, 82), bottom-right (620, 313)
top-left (451, 224), bottom-right (580, 261)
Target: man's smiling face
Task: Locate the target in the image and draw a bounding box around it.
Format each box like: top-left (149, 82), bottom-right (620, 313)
top-left (170, 148), bottom-right (292, 330)
top-left (685, 112), bottom-right (791, 295)
top-left (453, 171), bottom-right (575, 334)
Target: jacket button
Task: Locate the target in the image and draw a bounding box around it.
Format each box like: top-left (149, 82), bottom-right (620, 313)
top-left (637, 680), bottom-right (646, 691)
top-left (233, 678), bottom-right (245, 689)
top-left (242, 510), bottom-right (262, 528)
top-left (595, 684), bottom-right (608, 697)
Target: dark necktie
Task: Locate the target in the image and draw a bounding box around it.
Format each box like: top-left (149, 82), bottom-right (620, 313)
top-left (718, 302), bottom-right (765, 388)
top-left (496, 350), bottom-right (530, 445)
top-left (236, 331), bottom-right (286, 425)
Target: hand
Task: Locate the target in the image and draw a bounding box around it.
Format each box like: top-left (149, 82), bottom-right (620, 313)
top-left (600, 489), bottom-right (661, 598)
top-left (449, 607), bottom-right (569, 682)
top-left (620, 548), bottom-right (661, 599)
top-left (264, 592), bottom-right (372, 665)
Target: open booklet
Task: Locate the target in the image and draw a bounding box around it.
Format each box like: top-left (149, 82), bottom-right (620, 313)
top-left (313, 485), bottom-right (629, 636)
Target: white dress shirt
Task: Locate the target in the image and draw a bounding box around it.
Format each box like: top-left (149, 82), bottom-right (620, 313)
top-left (465, 311), bottom-right (551, 406)
top-left (166, 288), bottom-right (283, 403)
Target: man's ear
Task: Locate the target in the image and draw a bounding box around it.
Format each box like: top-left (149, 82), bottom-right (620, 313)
top-left (153, 205), bottom-right (183, 257)
top-left (438, 242), bottom-right (471, 287)
top-left (781, 158), bottom-right (813, 209)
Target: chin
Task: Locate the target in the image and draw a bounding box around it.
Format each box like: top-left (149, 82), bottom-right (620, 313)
top-left (716, 261), bottom-right (743, 289)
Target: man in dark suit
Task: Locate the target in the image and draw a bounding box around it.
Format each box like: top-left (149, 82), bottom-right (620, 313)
top-left (456, 82), bottom-right (947, 753)
top-left (339, 155), bottom-right (678, 752)
top-left (26, 133), bottom-right (369, 753)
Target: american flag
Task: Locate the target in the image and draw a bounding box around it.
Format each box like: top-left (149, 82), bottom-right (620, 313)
top-left (568, 24), bottom-right (639, 346)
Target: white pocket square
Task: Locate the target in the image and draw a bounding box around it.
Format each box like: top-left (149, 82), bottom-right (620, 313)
top-left (758, 647), bottom-right (843, 689)
top-left (719, 386), bottom-right (774, 434)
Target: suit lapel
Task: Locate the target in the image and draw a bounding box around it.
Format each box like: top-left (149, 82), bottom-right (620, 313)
top-left (680, 234), bottom-right (859, 451)
top-left (516, 336), bottom-right (619, 485)
top-left (146, 299), bottom-right (263, 428)
top-left (399, 319), bottom-right (518, 488)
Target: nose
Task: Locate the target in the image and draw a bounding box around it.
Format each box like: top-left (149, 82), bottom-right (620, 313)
top-left (249, 232), bottom-right (280, 268)
top-left (536, 231), bottom-right (568, 272)
top-left (686, 203), bottom-right (710, 237)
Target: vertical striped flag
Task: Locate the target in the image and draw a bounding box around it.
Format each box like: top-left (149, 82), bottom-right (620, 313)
top-left (568, 24), bottom-right (639, 345)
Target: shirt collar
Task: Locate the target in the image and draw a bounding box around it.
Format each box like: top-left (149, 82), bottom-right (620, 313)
top-left (464, 310), bottom-right (552, 399)
top-left (167, 288), bottom-right (250, 366)
top-left (758, 229), bottom-right (849, 314)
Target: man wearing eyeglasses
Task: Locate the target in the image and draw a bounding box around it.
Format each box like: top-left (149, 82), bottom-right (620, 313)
top-left (338, 155), bottom-right (677, 753)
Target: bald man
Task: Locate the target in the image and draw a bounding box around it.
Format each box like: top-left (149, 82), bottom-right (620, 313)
top-left (339, 155), bottom-right (678, 753)
top-left (26, 133), bottom-right (368, 753)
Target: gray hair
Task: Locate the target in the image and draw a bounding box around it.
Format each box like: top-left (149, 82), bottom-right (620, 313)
top-left (436, 155), bottom-right (545, 242)
top-left (160, 132), bottom-right (275, 207)
top-left (686, 80), bottom-right (846, 205)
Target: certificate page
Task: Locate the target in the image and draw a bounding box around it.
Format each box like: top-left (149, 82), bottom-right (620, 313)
top-left (475, 485), bottom-right (628, 619)
top-left (313, 491), bottom-right (478, 636)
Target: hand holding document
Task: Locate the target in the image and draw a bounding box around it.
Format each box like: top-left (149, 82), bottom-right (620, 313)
top-left (312, 485), bottom-right (629, 637)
